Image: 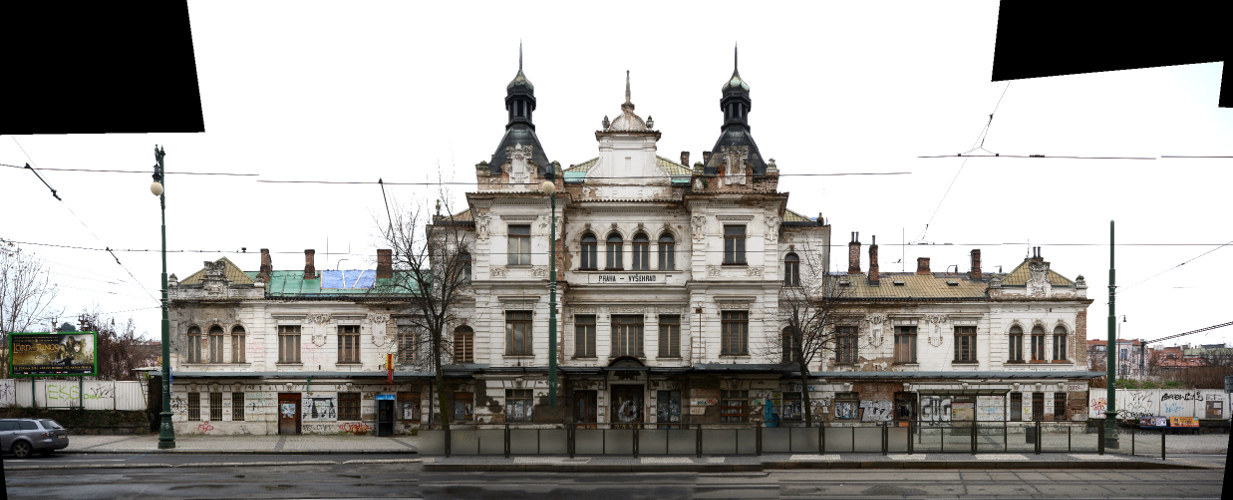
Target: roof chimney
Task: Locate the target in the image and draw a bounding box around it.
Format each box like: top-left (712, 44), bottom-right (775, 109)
top-left (868, 235), bottom-right (879, 285)
top-left (680, 151), bottom-right (690, 167)
top-left (702, 151), bottom-right (712, 165)
top-left (848, 232), bottom-right (861, 274)
top-left (304, 249), bottom-right (316, 279)
top-left (970, 249), bottom-right (982, 280)
top-left (916, 257), bottom-right (931, 275)
top-left (258, 248), bottom-right (272, 282)
top-left (377, 249), bottom-right (393, 279)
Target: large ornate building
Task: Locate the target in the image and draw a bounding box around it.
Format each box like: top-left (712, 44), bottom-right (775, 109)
top-left (164, 53), bottom-right (1096, 435)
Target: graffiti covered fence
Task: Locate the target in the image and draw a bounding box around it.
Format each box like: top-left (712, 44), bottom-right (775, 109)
top-left (1088, 389), bottom-right (1227, 420)
top-left (0, 379), bottom-right (147, 410)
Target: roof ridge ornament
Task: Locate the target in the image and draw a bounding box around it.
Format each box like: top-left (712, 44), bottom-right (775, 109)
top-left (622, 70), bottom-right (634, 111)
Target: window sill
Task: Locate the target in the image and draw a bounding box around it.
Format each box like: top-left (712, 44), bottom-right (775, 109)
top-left (504, 354), bottom-right (535, 358)
top-left (276, 363), bottom-right (304, 366)
top-left (571, 356), bottom-right (598, 360)
top-left (952, 360), bottom-right (979, 364)
top-left (719, 354), bottom-right (751, 358)
top-left (657, 356), bottom-right (682, 360)
top-left (722, 262), bottom-right (748, 267)
top-left (1050, 360), bottom-right (1072, 364)
top-left (892, 362), bottom-right (919, 366)
top-left (1005, 360), bottom-right (1026, 364)
top-left (336, 362), bottom-right (362, 365)
top-left (604, 268), bottom-right (625, 271)
top-left (609, 354), bottom-right (646, 360)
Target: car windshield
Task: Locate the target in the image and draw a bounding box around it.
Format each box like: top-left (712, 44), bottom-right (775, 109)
top-left (40, 419), bottom-right (64, 429)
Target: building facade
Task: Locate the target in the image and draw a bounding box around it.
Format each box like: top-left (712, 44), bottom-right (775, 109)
top-left (165, 54), bottom-right (1097, 435)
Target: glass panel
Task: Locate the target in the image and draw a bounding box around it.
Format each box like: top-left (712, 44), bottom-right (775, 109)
top-left (824, 427), bottom-right (853, 453)
top-left (790, 427), bottom-right (819, 453)
top-left (539, 429), bottom-right (567, 455)
top-left (640, 429), bottom-right (669, 455)
top-left (451, 429), bottom-right (479, 456)
top-left (509, 429), bottom-right (538, 454)
top-left (887, 425), bottom-right (910, 452)
top-left (852, 427), bottom-right (883, 453)
top-left (576, 429), bottom-right (605, 455)
top-left (736, 429), bottom-right (757, 454)
top-left (605, 429), bottom-right (634, 455)
top-left (702, 429), bottom-right (739, 455)
top-left (417, 430), bottom-right (446, 455)
top-left (763, 427), bottom-right (792, 453)
top-left (667, 429), bottom-right (695, 455)
top-left (478, 429), bottom-right (504, 455)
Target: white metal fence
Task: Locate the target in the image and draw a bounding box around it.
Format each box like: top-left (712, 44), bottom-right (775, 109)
top-left (1088, 389), bottom-right (1227, 420)
top-left (0, 379), bottom-right (147, 411)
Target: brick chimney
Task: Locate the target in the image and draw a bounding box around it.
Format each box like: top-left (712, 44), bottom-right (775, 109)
top-left (970, 249), bottom-right (982, 280)
top-left (258, 248), bottom-right (272, 282)
top-left (304, 249), bottom-right (316, 279)
top-left (376, 249), bottom-right (393, 279)
top-left (847, 232), bottom-right (861, 274)
top-left (702, 151), bottom-right (712, 165)
top-left (868, 235), bottom-right (879, 285)
top-left (680, 151), bottom-right (690, 167)
top-left (916, 257), bottom-right (931, 275)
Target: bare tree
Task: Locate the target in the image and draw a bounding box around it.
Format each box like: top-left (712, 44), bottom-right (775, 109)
top-left (775, 244), bottom-right (848, 427)
top-left (378, 193), bottom-right (472, 432)
top-left (1, 239), bottom-right (62, 354)
top-left (77, 310), bottom-right (149, 380)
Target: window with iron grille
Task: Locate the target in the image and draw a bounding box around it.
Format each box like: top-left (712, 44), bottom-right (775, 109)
top-left (278, 325), bottom-right (301, 363)
top-left (186, 326), bottom-right (203, 363)
top-left (208, 325), bottom-right (225, 363)
top-left (781, 327), bottom-right (798, 363)
top-left (187, 392), bottom-right (200, 421)
top-left (338, 325), bottom-right (361, 364)
top-left (720, 390), bottom-right (748, 423)
top-left (1008, 325), bottom-right (1024, 362)
top-left (1055, 392), bottom-right (1067, 420)
top-left (835, 392), bottom-right (859, 420)
top-left (574, 315), bottom-right (596, 358)
top-left (506, 389), bottom-right (534, 422)
top-left (723, 225), bottom-right (746, 264)
top-left (339, 392), bottom-right (361, 421)
top-left (658, 315), bottom-right (680, 358)
top-left (784, 252), bottom-right (800, 286)
top-left (721, 311), bottom-right (749, 355)
top-left (632, 233), bottom-right (650, 271)
top-left (454, 326), bottom-right (474, 363)
top-left (1031, 325), bottom-right (1046, 361)
top-left (1053, 325), bottom-right (1068, 361)
top-left (231, 325), bottom-right (246, 363)
top-left (836, 325), bottom-right (859, 364)
top-left (658, 233), bottom-right (675, 270)
top-left (894, 325), bottom-right (917, 364)
top-left (1010, 392), bottom-right (1023, 420)
top-left (209, 392), bottom-right (223, 421)
top-left (505, 311), bottom-right (533, 355)
top-left (508, 224), bottom-right (531, 266)
top-left (953, 325), bottom-right (977, 362)
top-left (605, 233), bottom-right (623, 270)
top-left (580, 233), bottom-right (597, 270)
top-left (611, 315), bottom-right (644, 357)
top-left (397, 325), bottom-right (417, 365)
top-left (232, 392), bottom-right (245, 421)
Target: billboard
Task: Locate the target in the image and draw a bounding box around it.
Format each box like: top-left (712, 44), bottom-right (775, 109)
top-left (8, 332), bottom-right (99, 377)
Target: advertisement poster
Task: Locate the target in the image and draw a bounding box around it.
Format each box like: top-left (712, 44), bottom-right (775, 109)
top-left (9, 332), bottom-right (99, 376)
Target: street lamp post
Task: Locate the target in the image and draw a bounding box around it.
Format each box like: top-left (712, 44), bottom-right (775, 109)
top-left (540, 180), bottom-right (558, 407)
top-left (151, 145), bottom-right (176, 449)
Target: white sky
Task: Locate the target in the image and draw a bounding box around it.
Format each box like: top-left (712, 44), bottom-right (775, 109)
top-left (2, 1), bottom-right (1231, 348)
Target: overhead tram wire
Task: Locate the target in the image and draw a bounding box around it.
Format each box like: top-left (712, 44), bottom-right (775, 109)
top-left (1118, 237), bottom-right (1233, 294)
top-left (0, 162), bottom-right (258, 176)
top-left (1142, 321), bottom-right (1233, 345)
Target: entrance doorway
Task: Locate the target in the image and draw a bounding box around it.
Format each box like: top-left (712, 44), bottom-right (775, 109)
top-left (574, 390), bottom-right (598, 428)
top-left (611, 385), bottom-right (644, 428)
top-left (376, 398), bottom-right (395, 436)
top-left (278, 393), bottom-right (301, 435)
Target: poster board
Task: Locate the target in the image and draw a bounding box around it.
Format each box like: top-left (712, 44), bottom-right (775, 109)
top-left (9, 332), bottom-right (99, 377)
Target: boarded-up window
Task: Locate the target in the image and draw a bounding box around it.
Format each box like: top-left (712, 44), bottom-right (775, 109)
top-left (506, 389), bottom-right (533, 422)
top-left (339, 392), bottom-right (361, 421)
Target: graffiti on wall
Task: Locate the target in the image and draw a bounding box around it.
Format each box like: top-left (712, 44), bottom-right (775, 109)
top-left (303, 397), bottom-right (337, 421)
top-left (859, 400), bottom-right (892, 422)
top-left (920, 396), bottom-right (952, 425)
top-left (834, 401), bottom-right (857, 420)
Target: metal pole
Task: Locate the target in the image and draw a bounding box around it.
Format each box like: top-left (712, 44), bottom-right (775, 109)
top-left (154, 145), bottom-right (176, 450)
top-left (1104, 220), bottom-right (1119, 448)
top-left (547, 190), bottom-right (558, 407)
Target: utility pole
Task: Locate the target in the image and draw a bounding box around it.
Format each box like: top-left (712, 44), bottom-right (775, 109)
top-left (151, 145), bottom-right (176, 449)
top-left (1105, 220), bottom-right (1118, 448)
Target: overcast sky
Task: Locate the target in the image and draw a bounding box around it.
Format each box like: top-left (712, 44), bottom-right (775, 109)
top-left (2, 1), bottom-right (1230, 348)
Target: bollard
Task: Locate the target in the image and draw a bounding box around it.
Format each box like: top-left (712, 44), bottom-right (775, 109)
top-left (882, 424), bottom-right (889, 455)
top-left (445, 425), bottom-right (452, 457)
top-left (1097, 421), bottom-right (1105, 455)
top-left (696, 424), bottom-right (703, 458)
top-left (820, 421), bottom-right (826, 454)
top-left (568, 424), bottom-right (576, 459)
top-left (1161, 429), bottom-right (1166, 461)
top-left (970, 420), bottom-right (977, 454)
top-left (907, 421), bottom-right (914, 455)
top-left (1131, 426), bottom-right (1135, 456)
top-left (633, 426), bottom-right (639, 458)
top-left (1034, 420), bottom-right (1041, 455)
top-left (756, 423), bottom-right (762, 456)
top-left (1067, 425), bottom-right (1072, 453)
top-left (504, 423), bottom-right (510, 458)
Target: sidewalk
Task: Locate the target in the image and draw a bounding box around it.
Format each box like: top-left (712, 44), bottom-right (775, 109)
top-left (64, 434), bottom-right (421, 454)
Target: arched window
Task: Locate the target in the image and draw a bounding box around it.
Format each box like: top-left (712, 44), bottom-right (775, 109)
top-left (781, 327), bottom-right (798, 363)
top-left (632, 233), bottom-right (650, 271)
top-left (658, 233), bottom-right (675, 270)
top-left (186, 326), bottom-right (202, 363)
top-left (1053, 325), bottom-right (1068, 361)
top-left (580, 233), bottom-right (597, 270)
top-left (458, 252), bottom-right (472, 283)
top-left (208, 325), bottom-right (225, 363)
top-left (231, 325), bottom-right (246, 363)
top-left (606, 233), bottom-right (623, 270)
top-left (454, 325), bottom-right (474, 364)
top-left (1008, 325), bottom-right (1023, 362)
top-left (1031, 325), bottom-right (1046, 361)
top-left (784, 253), bottom-right (800, 286)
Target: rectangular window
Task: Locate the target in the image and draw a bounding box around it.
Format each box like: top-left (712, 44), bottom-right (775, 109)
top-left (720, 390), bottom-right (748, 423)
top-left (1119, 348), bottom-right (1128, 360)
top-left (953, 325), bottom-right (977, 362)
top-left (338, 325), bottom-right (361, 364)
top-left (658, 237), bottom-right (675, 270)
top-left (835, 392), bottom-right (858, 420)
top-left (612, 315), bottom-right (644, 357)
top-left (397, 325), bottom-right (417, 365)
top-left (1055, 392), bottom-right (1067, 421)
top-left (231, 327), bottom-right (246, 363)
top-left (453, 392), bottom-right (473, 422)
top-left (1010, 392), bottom-right (1023, 421)
top-left (574, 315), bottom-right (596, 358)
top-left (508, 224), bottom-right (531, 266)
top-left (1009, 331), bottom-right (1024, 362)
top-left (1032, 332), bottom-right (1047, 361)
top-left (278, 325), bottom-right (301, 363)
top-left (187, 393), bottom-right (201, 421)
top-left (505, 389), bottom-right (534, 422)
top-left (1053, 333), bottom-right (1068, 361)
top-left (580, 237), bottom-right (597, 270)
top-left (721, 311), bottom-right (749, 355)
top-left (781, 328), bottom-right (798, 363)
top-left (606, 236), bottom-right (623, 270)
top-left (397, 392), bottom-right (420, 421)
top-left (339, 392), bottom-right (361, 421)
top-left (232, 392), bottom-right (245, 421)
top-left (656, 390), bottom-right (682, 427)
top-left (658, 315), bottom-right (680, 358)
top-left (781, 392), bottom-right (804, 422)
top-left (505, 311), bottom-right (533, 355)
top-left (209, 392), bottom-right (223, 421)
top-left (187, 328), bottom-right (202, 363)
top-left (723, 225), bottom-right (746, 264)
top-left (894, 325), bottom-right (917, 364)
top-left (836, 326), bottom-right (859, 364)
top-left (453, 328), bottom-right (474, 364)
top-left (209, 330), bottom-right (225, 363)
top-left (632, 238), bottom-right (650, 271)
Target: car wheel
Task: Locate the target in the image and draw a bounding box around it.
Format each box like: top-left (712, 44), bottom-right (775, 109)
top-left (12, 441), bottom-right (32, 458)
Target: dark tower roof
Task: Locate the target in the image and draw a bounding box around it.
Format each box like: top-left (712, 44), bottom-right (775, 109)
top-left (705, 45), bottom-right (767, 175)
top-left (488, 43), bottom-right (553, 178)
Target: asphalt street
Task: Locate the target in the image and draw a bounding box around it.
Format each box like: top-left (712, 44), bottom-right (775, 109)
top-left (2, 453), bottom-right (1226, 499)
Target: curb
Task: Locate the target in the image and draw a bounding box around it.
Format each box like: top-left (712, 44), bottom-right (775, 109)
top-left (5, 458), bottom-right (422, 471)
top-left (61, 449), bottom-right (419, 455)
top-left (422, 459), bottom-right (1204, 473)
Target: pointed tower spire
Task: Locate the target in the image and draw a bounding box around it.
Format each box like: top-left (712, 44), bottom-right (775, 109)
top-left (519, 40), bottom-right (523, 72)
top-left (622, 70), bottom-right (634, 110)
top-left (488, 43), bottom-right (552, 179)
top-left (734, 43), bottom-right (739, 76)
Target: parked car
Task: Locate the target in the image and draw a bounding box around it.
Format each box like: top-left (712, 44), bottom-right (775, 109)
top-left (0, 418), bottom-right (70, 457)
